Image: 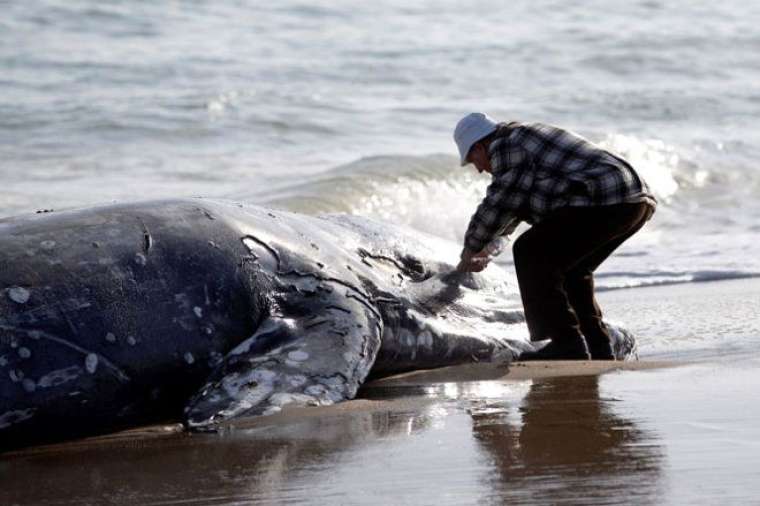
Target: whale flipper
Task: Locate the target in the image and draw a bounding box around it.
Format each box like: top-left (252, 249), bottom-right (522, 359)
top-left (184, 295), bottom-right (383, 430)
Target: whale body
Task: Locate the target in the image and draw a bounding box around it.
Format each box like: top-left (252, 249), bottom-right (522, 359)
top-left (0, 199), bottom-right (635, 449)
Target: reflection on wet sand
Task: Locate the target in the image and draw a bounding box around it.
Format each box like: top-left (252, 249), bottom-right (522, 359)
top-left (469, 375), bottom-right (665, 504)
top-left (2, 375), bottom-right (664, 506)
top-left (2, 404), bottom-right (449, 505)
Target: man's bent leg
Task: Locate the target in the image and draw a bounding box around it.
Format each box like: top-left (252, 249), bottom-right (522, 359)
top-left (513, 232), bottom-right (583, 343)
top-left (564, 270), bottom-right (611, 359)
top-left (513, 216), bottom-right (590, 360)
top-left (565, 203), bottom-right (655, 359)
top-left (513, 203), bottom-right (654, 361)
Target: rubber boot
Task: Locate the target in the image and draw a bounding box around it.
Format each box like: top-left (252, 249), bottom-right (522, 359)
top-left (518, 337), bottom-right (591, 361)
top-left (586, 337), bottom-right (615, 360)
top-left (583, 326), bottom-right (615, 360)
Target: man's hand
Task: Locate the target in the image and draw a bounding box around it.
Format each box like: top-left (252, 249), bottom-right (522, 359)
top-left (456, 248), bottom-right (491, 273)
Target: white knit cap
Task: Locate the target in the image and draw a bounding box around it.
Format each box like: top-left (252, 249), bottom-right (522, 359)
top-left (453, 112), bottom-right (498, 166)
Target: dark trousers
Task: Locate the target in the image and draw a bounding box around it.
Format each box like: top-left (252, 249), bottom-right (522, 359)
top-left (512, 202), bottom-right (654, 346)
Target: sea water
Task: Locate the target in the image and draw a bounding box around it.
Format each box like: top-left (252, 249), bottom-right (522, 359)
top-left (2, 0), bottom-right (759, 349)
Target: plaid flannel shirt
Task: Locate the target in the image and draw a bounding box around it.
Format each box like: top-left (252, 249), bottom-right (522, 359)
top-left (463, 122), bottom-right (657, 253)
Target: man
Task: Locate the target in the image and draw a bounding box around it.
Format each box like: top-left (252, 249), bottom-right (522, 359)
top-left (453, 112), bottom-right (656, 361)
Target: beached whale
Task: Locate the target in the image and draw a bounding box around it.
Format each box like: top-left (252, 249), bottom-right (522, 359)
top-left (0, 199), bottom-right (635, 449)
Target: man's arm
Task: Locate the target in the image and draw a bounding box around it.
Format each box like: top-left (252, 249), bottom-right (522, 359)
top-left (458, 144), bottom-right (533, 272)
top-left (457, 219), bottom-right (518, 272)
top-left (457, 248), bottom-right (487, 273)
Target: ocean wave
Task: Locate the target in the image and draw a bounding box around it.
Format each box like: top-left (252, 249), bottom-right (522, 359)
top-left (595, 270), bottom-right (760, 291)
top-left (237, 133), bottom-right (688, 240)
top-left (598, 134), bottom-right (680, 200)
top-left (227, 144), bottom-right (760, 296)
top-left (236, 154), bottom-right (488, 241)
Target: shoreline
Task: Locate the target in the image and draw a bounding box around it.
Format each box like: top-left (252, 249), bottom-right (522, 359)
top-left (2, 359), bottom-right (679, 459)
top-left (366, 359), bottom-right (676, 386)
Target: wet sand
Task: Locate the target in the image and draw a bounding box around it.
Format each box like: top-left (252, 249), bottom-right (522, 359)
top-left (2, 279), bottom-right (760, 505)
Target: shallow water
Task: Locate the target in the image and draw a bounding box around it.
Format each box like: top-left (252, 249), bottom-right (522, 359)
top-left (599, 277), bottom-right (760, 359)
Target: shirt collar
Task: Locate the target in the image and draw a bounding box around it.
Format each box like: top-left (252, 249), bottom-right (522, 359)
top-left (487, 122), bottom-right (518, 177)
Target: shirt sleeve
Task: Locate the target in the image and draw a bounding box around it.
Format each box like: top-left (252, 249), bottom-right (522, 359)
top-left (463, 141), bottom-right (533, 253)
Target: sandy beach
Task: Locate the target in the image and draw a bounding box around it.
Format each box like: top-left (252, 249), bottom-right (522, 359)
top-left (2, 278), bottom-right (759, 505)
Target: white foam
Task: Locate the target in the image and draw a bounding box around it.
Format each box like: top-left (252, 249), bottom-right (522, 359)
top-left (600, 134), bottom-right (680, 201)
